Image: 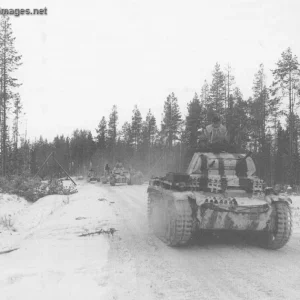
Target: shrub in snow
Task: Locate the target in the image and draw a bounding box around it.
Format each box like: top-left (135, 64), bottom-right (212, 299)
top-left (0, 214), bottom-right (15, 230)
top-left (0, 176), bottom-right (78, 202)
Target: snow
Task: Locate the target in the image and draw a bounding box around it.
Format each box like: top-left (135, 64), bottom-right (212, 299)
top-left (0, 181), bottom-right (114, 300)
top-left (0, 181), bottom-right (300, 299)
top-left (0, 194), bottom-right (29, 227)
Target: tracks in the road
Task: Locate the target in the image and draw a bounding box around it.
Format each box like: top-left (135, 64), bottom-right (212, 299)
top-left (98, 184), bottom-right (300, 300)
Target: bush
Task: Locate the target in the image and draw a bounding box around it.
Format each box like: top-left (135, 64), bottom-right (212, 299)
top-left (0, 214), bottom-right (15, 230)
top-left (0, 176), bottom-right (78, 202)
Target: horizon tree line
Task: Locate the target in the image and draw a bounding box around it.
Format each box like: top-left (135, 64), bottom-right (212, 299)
top-left (1, 15), bottom-right (300, 186)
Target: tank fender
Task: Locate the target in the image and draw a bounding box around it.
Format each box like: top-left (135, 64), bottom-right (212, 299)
top-left (161, 191), bottom-right (195, 205)
top-left (147, 185), bottom-right (161, 194)
top-left (266, 194), bottom-right (292, 205)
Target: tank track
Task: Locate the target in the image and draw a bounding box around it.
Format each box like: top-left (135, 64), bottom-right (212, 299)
top-left (264, 201), bottom-right (293, 250)
top-left (147, 195), bottom-right (152, 229)
top-left (148, 194), bottom-right (193, 246)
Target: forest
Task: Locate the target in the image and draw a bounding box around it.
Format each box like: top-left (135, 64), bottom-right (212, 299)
top-left (0, 15), bottom-right (300, 186)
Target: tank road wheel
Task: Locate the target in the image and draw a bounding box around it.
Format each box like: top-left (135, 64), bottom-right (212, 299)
top-left (148, 195), bottom-right (193, 246)
top-left (110, 178), bottom-right (116, 186)
top-left (264, 201), bottom-right (292, 250)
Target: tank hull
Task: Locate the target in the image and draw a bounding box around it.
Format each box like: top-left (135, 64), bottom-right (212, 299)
top-left (110, 172), bottom-right (131, 186)
top-left (149, 187), bottom-right (273, 231)
top-left (196, 205), bottom-right (272, 231)
top-left (147, 185), bottom-right (292, 249)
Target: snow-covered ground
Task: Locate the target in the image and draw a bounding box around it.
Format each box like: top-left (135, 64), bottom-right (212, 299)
top-left (0, 181), bottom-right (300, 300)
top-left (0, 181), bottom-right (115, 299)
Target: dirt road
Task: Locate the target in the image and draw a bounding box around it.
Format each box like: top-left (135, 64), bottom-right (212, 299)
top-left (101, 184), bottom-right (300, 300)
top-left (1, 182), bottom-right (300, 300)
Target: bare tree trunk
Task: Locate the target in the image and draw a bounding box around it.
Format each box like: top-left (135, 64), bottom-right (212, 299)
top-left (2, 47), bottom-right (6, 176)
top-left (289, 71), bottom-right (293, 185)
top-left (1, 20), bottom-right (7, 177)
top-left (0, 77), bottom-right (2, 173)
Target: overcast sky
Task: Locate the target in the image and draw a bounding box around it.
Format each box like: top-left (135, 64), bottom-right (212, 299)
top-left (2, 0), bottom-right (300, 141)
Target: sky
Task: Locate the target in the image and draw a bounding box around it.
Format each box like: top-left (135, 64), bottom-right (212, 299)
top-left (2, 0), bottom-right (300, 141)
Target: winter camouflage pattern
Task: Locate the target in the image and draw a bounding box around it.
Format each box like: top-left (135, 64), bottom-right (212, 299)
top-left (147, 152), bottom-right (293, 249)
top-left (109, 167), bottom-right (131, 186)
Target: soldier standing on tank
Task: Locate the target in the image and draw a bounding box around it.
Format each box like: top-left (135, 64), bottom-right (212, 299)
top-left (198, 113), bottom-right (230, 152)
top-left (115, 160), bottom-right (123, 169)
top-left (204, 114), bottom-right (229, 144)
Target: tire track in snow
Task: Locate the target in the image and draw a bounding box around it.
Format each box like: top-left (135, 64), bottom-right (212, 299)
top-left (98, 184), bottom-right (300, 300)
top-left (101, 186), bottom-right (240, 299)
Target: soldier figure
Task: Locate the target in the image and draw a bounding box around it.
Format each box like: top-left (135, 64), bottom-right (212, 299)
top-left (115, 160), bottom-right (123, 169)
top-left (199, 113), bottom-right (231, 152)
top-left (104, 163), bottom-right (110, 176)
top-left (204, 114), bottom-right (229, 144)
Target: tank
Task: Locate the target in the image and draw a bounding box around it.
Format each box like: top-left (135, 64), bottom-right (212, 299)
top-left (101, 170), bottom-right (111, 184)
top-left (130, 170), bottom-right (144, 185)
top-left (109, 167), bottom-right (131, 186)
top-left (87, 169), bottom-right (100, 182)
top-left (100, 173), bottom-right (109, 184)
top-left (147, 152), bottom-right (293, 249)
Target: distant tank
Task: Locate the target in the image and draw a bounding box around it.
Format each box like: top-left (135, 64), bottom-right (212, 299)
top-left (100, 173), bottom-right (110, 184)
top-left (130, 170), bottom-right (144, 185)
top-left (147, 151), bottom-right (293, 250)
top-left (109, 167), bottom-right (131, 186)
top-left (87, 169), bottom-right (100, 183)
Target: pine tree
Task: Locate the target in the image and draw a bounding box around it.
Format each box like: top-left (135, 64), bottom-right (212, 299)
top-left (200, 80), bottom-right (210, 104)
top-left (226, 90), bottom-right (249, 151)
top-left (251, 64), bottom-right (270, 178)
top-left (96, 116), bottom-right (107, 150)
top-left (224, 64), bottom-right (235, 111)
top-left (0, 15), bottom-right (22, 176)
top-left (121, 121), bottom-right (132, 144)
top-left (271, 47), bottom-right (300, 184)
top-left (69, 129), bottom-right (96, 174)
top-left (274, 123), bottom-right (289, 184)
top-left (143, 109), bottom-right (157, 169)
top-left (247, 65), bottom-right (269, 172)
top-left (19, 137), bottom-right (30, 175)
top-left (200, 80), bottom-right (210, 125)
top-left (12, 92), bottom-right (22, 149)
top-left (131, 105), bottom-right (142, 151)
top-left (11, 92), bottom-right (22, 173)
top-left (185, 93), bottom-right (203, 151)
top-left (145, 109), bottom-right (157, 145)
top-left (161, 92), bottom-right (182, 151)
top-left (209, 63), bottom-right (226, 114)
top-left (121, 121), bottom-right (134, 164)
top-left (65, 137), bottom-right (71, 173)
top-left (107, 105), bottom-right (118, 164)
top-left (53, 135), bottom-right (68, 177)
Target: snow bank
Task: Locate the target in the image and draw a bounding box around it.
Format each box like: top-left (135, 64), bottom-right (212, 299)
top-left (0, 194), bottom-right (30, 251)
top-left (0, 194), bottom-right (29, 215)
top-left (0, 193), bottom-right (71, 253)
top-left (0, 182), bottom-right (114, 299)
top-left (0, 194), bottom-right (29, 230)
